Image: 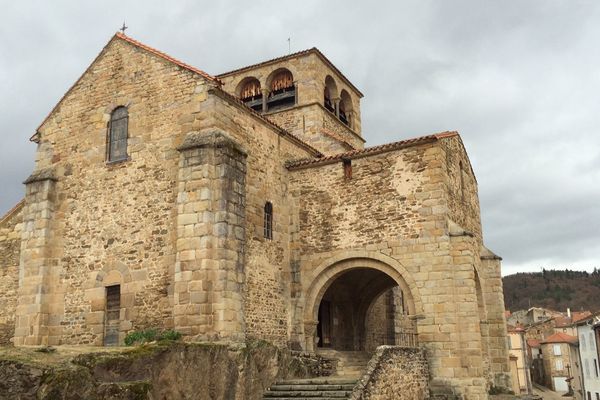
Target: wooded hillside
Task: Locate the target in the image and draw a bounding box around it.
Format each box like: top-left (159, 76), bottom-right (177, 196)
top-left (503, 269), bottom-right (600, 312)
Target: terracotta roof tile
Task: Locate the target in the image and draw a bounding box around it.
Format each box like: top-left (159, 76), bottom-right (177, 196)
top-left (541, 332), bottom-right (578, 345)
top-left (572, 311), bottom-right (592, 323)
top-left (527, 339), bottom-right (541, 348)
top-left (286, 131), bottom-right (458, 169)
top-left (217, 47), bottom-right (364, 98)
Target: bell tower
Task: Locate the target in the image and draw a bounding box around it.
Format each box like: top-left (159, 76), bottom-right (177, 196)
top-left (216, 48), bottom-right (365, 155)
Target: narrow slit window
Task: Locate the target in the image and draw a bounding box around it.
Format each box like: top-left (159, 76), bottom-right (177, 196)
top-left (343, 159), bottom-right (352, 179)
top-left (264, 202), bottom-right (273, 240)
top-left (107, 106), bottom-right (129, 162)
top-left (459, 161), bottom-right (465, 201)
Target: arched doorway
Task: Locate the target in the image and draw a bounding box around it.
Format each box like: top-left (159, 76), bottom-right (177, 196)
top-left (303, 256), bottom-right (420, 353)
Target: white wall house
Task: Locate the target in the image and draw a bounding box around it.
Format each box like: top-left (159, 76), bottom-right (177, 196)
top-left (577, 315), bottom-right (600, 400)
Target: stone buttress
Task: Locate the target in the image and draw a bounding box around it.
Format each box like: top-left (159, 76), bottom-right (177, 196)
top-left (14, 169), bottom-right (60, 345)
top-left (173, 130), bottom-right (247, 341)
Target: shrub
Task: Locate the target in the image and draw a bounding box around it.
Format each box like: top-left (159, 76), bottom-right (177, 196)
top-left (160, 330), bottom-right (182, 342)
top-left (124, 329), bottom-right (182, 346)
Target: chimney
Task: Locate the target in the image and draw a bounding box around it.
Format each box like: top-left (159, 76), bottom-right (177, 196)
top-left (567, 308), bottom-right (571, 318)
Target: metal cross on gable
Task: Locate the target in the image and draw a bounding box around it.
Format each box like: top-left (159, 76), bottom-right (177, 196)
top-left (120, 22), bottom-right (128, 34)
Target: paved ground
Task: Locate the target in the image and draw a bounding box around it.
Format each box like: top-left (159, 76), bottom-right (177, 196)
top-left (533, 386), bottom-right (570, 399)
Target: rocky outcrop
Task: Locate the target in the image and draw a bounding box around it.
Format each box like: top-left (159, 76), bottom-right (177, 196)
top-left (0, 341), bottom-right (327, 400)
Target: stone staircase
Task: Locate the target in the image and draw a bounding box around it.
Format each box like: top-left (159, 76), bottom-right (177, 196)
top-left (262, 350), bottom-right (370, 399)
top-left (263, 378), bottom-right (358, 400)
top-left (316, 349), bottom-right (370, 377)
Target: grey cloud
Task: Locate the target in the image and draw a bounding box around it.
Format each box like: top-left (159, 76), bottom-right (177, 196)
top-left (1, 0), bottom-right (599, 275)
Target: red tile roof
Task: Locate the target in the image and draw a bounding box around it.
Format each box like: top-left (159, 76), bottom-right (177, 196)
top-left (554, 316), bottom-right (573, 328)
top-left (31, 32), bottom-right (221, 142)
top-left (573, 311), bottom-right (592, 323)
top-left (217, 47), bottom-right (364, 98)
top-left (286, 131), bottom-right (459, 169)
top-left (541, 332), bottom-right (578, 345)
top-left (527, 339), bottom-right (541, 348)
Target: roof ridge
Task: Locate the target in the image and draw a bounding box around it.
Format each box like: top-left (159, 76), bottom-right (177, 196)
top-left (115, 33), bottom-right (220, 84)
top-left (216, 47), bottom-right (364, 98)
top-left (286, 131), bottom-right (458, 169)
top-left (31, 32), bottom-right (221, 142)
top-left (216, 48), bottom-right (316, 77)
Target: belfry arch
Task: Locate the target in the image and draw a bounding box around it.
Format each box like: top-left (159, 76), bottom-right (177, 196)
top-left (302, 255), bottom-right (421, 353)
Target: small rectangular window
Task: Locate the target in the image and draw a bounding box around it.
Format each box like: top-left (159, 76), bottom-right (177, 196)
top-left (556, 359), bottom-right (564, 371)
top-left (595, 359), bottom-right (599, 378)
top-left (553, 344), bottom-right (562, 356)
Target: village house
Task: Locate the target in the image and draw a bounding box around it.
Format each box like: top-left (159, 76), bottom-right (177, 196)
top-left (506, 324), bottom-right (530, 394)
top-left (575, 313), bottom-right (600, 400)
top-left (540, 332), bottom-right (581, 395)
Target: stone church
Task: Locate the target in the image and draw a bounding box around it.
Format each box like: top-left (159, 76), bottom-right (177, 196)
top-left (0, 32), bottom-right (511, 398)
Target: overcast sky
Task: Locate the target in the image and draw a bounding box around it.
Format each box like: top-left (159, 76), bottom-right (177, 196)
top-left (1, 1), bottom-right (598, 276)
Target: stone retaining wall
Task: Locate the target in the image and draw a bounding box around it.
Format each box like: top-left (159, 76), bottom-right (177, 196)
top-left (351, 346), bottom-right (429, 400)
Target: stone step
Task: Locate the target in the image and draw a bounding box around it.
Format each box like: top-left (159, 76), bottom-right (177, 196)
top-left (264, 390), bottom-right (351, 398)
top-left (269, 384), bottom-right (356, 391)
top-left (265, 398), bottom-right (351, 400)
top-left (264, 378), bottom-right (358, 400)
top-left (275, 379), bottom-right (358, 385)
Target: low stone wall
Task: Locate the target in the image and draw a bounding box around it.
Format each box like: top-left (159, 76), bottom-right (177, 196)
top-left (351, 346), bottom-right (429, 400)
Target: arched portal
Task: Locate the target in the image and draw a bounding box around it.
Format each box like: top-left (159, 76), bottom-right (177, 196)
top-left (303, 256), bottom-right (420, 353)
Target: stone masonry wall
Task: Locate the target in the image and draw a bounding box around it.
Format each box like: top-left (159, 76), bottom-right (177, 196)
top-left (182, 91), bottom-right (314, 346)
top-left (288, 136), bottom-right (495, 399)
top-left (351, 346), bottom-right (430, 400)
top-left (17, 36), bottom-right (213, 345)
top-left (0, 202), bottom-right (23, 345)
top-left (266, 103), bottom-right (364, 154)
top-left (441, 136), bottom-right (482, 238)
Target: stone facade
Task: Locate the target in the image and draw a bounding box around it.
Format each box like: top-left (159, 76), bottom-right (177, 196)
top-left (0, 32), bottom-right (511, 399)
top-left (0, 201), bottom-right (22, 345)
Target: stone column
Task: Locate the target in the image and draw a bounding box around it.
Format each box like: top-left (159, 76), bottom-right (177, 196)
top-left (174, 130), bottom-right (247, 342)
top-left (481, 247), bottom-right (512, 391)
top-left (304, 319), bottom-right (318, 352)
top-left (261, 88), bottom-right (269, 113)
top-left (347, 111), bottom-right (355, 129)
top-left (293, 82), bottom-right (299, 105)
top-left (14, 168), bottom-right (59, 346)
top-left (333, 97), bottom-right (341, 118)
top-left (447, 234), bottom-right (488, 399)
